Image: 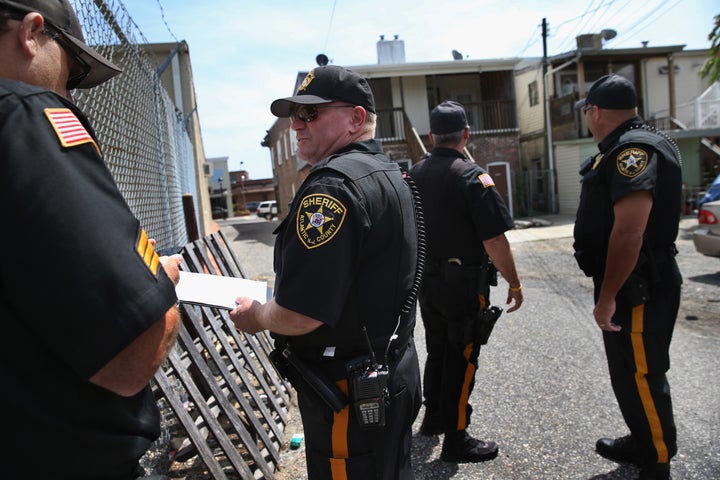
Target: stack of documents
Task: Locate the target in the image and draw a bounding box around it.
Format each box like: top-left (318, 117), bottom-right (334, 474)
top-left (175, 271), bottom-right (270, 310)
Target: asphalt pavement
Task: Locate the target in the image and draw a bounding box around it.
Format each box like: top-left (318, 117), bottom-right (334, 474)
top-left (217, 214), bottom-right (719, 480)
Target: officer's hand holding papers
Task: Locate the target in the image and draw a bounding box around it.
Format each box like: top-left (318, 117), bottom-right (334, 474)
top-left (175, 271), bottom-right (270, 309)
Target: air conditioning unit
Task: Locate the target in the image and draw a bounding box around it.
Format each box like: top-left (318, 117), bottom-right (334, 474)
top-left (202, 163), bottom-right (212, 177)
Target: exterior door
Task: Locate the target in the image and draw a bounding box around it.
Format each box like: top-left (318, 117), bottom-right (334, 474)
top-left (487, 162), bottom-right (513, 218)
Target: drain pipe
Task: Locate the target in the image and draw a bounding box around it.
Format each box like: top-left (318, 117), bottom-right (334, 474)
top-left (544, 54), bottom-right (580, 213)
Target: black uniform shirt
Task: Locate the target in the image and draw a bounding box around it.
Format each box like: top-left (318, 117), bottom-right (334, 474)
top-left (409, 147), bottom-right (514, 265)
top-left (574, 117), bottom-right (682, 267)
top-left (272, 140), bottom-right (418, 354)
top-left (0, 78), bottom-right (177, 474)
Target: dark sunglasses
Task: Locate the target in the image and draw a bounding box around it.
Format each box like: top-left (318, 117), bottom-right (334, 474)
top-left (582, 104), bottom-right (595, 114)
top-left (44, 27), bottom-right (91, 90)
top-left (290, 104), bottom-right (356, 123)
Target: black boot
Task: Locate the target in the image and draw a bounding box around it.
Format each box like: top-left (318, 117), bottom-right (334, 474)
top-left (638, 462), bottom-right (671, 480)
top-left (596, 435), bottom-right (639, 464)
top-left (440, 430), bottom-right (499, 463)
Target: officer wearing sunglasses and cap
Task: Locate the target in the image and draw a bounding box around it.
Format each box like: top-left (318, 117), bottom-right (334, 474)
top-left (231, 65), bottom-right (423, 480)
top-left (1, 1), bottom-right (183, 478)
top-left (573, 74), bottom-right (682, 480)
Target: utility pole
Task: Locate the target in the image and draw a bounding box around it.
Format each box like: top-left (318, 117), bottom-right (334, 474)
top-left (542, 17), bottom-right (549, 167)
top-left (541, 18), bottom-right (557, 214)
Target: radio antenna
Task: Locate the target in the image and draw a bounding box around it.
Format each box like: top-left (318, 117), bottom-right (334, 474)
top-left (362, 326), bottom-right (378, 367)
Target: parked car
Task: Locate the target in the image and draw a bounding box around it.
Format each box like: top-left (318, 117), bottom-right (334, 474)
top-left (244, 201), bottom-right (261, 213)
top-left (692, 200), bottom-right (720, 258)
top-left (256, 200), bottom-right (277, 219)
top-left (211, 205), bottom-right (228, 220)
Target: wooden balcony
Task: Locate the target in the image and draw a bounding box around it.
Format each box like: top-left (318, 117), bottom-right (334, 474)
top-left (376, 100), bottom-right (519, 144)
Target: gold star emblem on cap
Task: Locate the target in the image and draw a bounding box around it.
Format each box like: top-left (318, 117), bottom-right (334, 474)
top-left (298, 70), bottom-right (315, 92)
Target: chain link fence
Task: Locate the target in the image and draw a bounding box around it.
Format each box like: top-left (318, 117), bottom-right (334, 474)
top-left (513, 169), bottom-right (554, 218)
top-left (70, 0), bottom-right (195, 250)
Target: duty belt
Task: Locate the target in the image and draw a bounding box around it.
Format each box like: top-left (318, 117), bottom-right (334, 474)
top-left (426, 257), bottom-right (483, 275)
top-left (289, 337), bottom-right (411, 363)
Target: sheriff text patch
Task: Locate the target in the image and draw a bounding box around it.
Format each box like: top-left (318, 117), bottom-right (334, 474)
top-left (296, 194), bottom-right (346, 249)
top-left (616, 147), bottom-right (649, 178)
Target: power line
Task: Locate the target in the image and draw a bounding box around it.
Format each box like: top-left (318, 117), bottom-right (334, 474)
top-left (322, 0), bottom-right (338, 57)
top-left (542, 0), bottom-right (681, 55)
top-left (608, 0), bottom-right (682, 47)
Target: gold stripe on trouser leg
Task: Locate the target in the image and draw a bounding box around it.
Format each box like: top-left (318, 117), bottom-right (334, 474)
top-left (455, 294), bottom-right (486, 430)
top-left (457, 343), bottom-right (476, 430)
top-left (630, 304), bottom-right (669, 463)
top-left (330, 379), bottom-right (350, 480)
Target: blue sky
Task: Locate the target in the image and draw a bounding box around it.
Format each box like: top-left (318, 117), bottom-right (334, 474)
top-left (119, 0), bottom-right (717, 180)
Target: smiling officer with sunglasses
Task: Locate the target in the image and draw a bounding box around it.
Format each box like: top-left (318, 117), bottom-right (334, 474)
top-left (1, 1), bottom-right (184, 479)
top-left (231, 65), bottom-right (423, 480)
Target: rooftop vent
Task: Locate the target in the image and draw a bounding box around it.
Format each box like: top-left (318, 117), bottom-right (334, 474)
top-left (377, 34), bottom-right (406, 64)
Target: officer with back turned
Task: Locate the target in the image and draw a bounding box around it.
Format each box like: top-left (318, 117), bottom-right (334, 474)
top-left (573, 74), bottom-right (682, 480)
top-left (409, 100), bottom-right (523, 463)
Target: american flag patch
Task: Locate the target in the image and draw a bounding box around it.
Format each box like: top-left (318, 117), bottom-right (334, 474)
top-left (44, 108), bottom-right (100, 154)
top-left (478, 173), bottom-right (495, 188)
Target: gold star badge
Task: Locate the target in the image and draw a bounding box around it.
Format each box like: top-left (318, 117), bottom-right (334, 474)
top-left (296, 193), bottom-right (347, 249)
top-left (616, 147), bottom-right (649, 178)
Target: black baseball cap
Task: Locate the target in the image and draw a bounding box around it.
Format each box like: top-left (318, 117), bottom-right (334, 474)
top-left (0, 0), bottom-right (122, 88)
top-left (574, 74), bottom-right (637, 111)
top-left (430, 100), bottom-right (468, 134)
top-left (271, 65), bottom-right (376, 117)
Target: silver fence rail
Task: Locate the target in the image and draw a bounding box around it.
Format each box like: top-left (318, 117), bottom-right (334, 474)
top-left (70, 0), bottom-right (194, 250)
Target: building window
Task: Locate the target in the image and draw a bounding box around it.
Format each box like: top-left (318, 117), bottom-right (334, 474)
top-left (528, 81), bottom-right (539, 107)
top-left (290, 131), bottom-right (297, 156)
top-left (275, 139), bottom-right (282, 166)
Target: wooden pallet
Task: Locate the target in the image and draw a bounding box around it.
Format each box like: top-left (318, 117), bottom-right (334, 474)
top-left (153, 230), bottom-right (291, 479)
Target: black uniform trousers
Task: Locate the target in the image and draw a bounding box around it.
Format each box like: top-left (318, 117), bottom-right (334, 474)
top-left (594, 257), bottom-right (681, 466)
top-left (297, 340), bottom-right (421, 480)
top-left (419, 266), bottom-right (485, 433)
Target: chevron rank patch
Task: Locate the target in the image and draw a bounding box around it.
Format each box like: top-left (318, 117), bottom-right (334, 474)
top-left (136, 228), bottom-right (160, 276)
top-left (44, 108), bottom-right (100, 155)
top-left (296, 193), bottom-right (347, 249)
top-left (616, 147), bottom-right (649, 178)
top-left (478, 173), bottom-right (495, 188)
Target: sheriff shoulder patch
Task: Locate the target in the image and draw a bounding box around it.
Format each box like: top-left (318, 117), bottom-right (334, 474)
top-left (296, 193), bottom-right (346, 249)
top-left (616, 147), bottom-right (649, 178)
top-left (478, 173), bottom-right (495, 188)
top-left (44, 108), bottom-right (100, 155)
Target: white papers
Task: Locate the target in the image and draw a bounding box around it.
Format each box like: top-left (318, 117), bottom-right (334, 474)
top-left (176, 271), bottom-right (269, 310)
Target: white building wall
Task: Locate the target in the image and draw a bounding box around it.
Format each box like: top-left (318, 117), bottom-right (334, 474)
top-left (400, 76), bottom-right (431, 136)
top-left (515, 66), bottom-right (545, 135)
top-left (555, 140), bottom-right (596, 215)
top-left (643, 51), bottom-right (712, 121)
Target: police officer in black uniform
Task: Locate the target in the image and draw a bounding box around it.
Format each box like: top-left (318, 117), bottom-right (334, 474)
top-left (0, 1), bottom-right (183, 479)
top-left (230, 65), bottom-right (422, 480)
top-left (573, 74), bottom-right (682, 480)
top-left (409, 101), bottom-right (523, 463)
